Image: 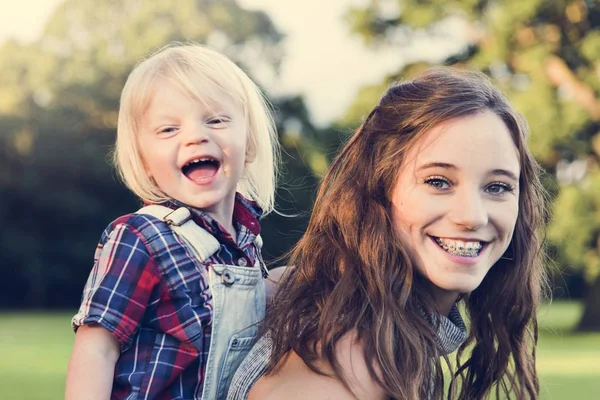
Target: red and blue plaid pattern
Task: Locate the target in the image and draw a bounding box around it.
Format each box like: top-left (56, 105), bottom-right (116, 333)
top-left (72, 194), bottom-right (261, 399)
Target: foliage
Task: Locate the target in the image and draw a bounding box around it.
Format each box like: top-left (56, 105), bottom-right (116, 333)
top-left (0, 0), bottom-right (319, 309)
top-left (342, 0), bottom-right (600, 330)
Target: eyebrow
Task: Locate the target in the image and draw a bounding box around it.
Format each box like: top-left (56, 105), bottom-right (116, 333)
top-left (418, 162), bottom-right (457, 171)
top-left (417, 162), bottom-right (519, 181)
top-left (490, 168), bottom-right (520, 182)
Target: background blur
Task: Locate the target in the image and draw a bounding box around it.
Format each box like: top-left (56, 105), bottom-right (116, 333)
top-left (0, 0), bottom-right (599, 398)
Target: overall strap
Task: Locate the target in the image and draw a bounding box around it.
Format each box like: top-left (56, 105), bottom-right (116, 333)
top-left (137, 205), bottom-right (219, 261)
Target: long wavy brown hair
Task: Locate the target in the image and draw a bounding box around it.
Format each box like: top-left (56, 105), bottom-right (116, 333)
top-left (264, 67), bottom-right (548, 399)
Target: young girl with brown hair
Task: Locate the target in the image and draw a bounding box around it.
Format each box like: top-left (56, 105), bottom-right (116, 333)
top-left (228, 67), bottom-right (548, 399)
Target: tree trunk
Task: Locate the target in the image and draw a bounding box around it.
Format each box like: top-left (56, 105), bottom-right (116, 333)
top-left (576, 276), bottom-right (600, 332)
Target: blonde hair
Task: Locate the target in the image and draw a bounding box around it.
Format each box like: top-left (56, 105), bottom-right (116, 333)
top-left (114, 43), bottom-right (280, 214)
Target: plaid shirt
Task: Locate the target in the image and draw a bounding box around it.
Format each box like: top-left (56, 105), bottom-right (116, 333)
top-left (72, 193), bottom-right (262, 399)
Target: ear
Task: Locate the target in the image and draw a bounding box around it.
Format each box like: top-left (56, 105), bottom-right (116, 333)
top-left (245, 138), bottom-right (257, 164)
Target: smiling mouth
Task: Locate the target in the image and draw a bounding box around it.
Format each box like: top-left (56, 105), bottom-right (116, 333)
top-left (182, 157), bottom-right (220, 182)
top-left (431, 236), bottom-right (486, 258)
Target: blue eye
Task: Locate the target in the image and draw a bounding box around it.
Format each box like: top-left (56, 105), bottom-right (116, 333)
top-left (424, 176), bottom-right (451, 190)
top-left (485, 182), bottom-right (515, 195)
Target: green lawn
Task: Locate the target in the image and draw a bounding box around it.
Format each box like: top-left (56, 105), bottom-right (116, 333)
top-left (536, 302), bottom-right (600, 399)
top-left (0, 313), bottom-right (74, 400)
top-left (0, 302), bottom-right (598, 399)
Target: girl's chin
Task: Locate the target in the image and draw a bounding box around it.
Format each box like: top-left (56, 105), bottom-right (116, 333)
top-left (425, 271), bottom-right (487, 295)
top-left (435, 279), bottom-right (483, 295)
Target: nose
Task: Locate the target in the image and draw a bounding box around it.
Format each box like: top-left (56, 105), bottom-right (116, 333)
top-left (449, 186), bottom-right (488, 230)
top-left (183, 121), bottom-right (210, 146)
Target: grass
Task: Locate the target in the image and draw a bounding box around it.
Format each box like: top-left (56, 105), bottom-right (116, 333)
top-left (0, 302), bottom-right (598, 399)
top-left (0, 313), bottom-right (74, 400)
top-left (536, 302), bottom-right (600, 399)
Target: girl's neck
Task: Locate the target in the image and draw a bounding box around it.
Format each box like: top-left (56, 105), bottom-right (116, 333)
top-left (425, 283), bottom-right (459, 316)
top-left (432, 290), bottom-right (459, 316)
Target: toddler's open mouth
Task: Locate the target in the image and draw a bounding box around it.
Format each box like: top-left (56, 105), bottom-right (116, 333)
top-left (182, 157), bottom-right (220, 183)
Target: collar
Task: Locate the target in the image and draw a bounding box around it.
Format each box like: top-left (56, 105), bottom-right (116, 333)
top-left (434, 304), bottom-right (468, 355)
top-left (160, 193), bottom-right (262, 247)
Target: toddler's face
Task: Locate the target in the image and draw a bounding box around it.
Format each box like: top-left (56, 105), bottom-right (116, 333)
top-left (138, 79), bottom-right (253, 225)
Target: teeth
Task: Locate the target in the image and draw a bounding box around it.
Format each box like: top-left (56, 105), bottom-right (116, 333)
top-left (435, 237), bottom-right (483, 257)
top-left (186, 158), bottom-right (216, 166)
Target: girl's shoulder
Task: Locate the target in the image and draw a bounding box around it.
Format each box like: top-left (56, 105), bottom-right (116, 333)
top-left (249, 332), bottom-right (387, 400)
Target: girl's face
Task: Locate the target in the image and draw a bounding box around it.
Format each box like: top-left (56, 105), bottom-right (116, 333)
top-left (391, 111), bottom-right (520, 312)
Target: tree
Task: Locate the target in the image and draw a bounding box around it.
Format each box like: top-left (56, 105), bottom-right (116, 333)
top-left (342, 0), bottom-right (600, 330)
top-left (0, 0), bottom-right (319, 308)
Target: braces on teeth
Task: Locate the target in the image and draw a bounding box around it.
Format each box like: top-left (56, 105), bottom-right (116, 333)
top-left (435, 238), bottom-right (482, 257)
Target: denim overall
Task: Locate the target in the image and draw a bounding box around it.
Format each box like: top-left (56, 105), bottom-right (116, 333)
top-left (138, 206), bottom-right (266, 400)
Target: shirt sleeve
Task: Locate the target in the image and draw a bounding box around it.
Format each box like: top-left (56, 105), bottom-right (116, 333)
top-left (71, 223), bottom-right (161, 348)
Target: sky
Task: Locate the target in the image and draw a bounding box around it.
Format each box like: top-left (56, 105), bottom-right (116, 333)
top-left (0, 0), bottom-right (465, 125)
